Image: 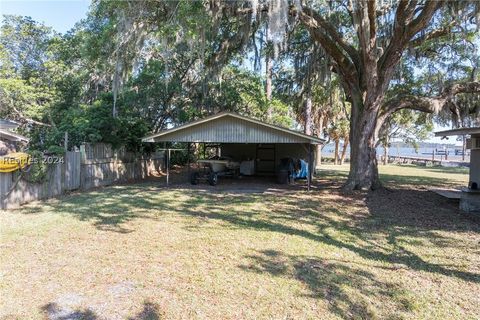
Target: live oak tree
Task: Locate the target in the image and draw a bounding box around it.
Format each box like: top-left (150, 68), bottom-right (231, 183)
top-left (247, 0), bottom-right (478, 188)
top-left (281, 0), bottom-right (480, 190)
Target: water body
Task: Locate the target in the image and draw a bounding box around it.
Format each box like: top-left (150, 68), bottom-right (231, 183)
top-left (322, 144), bottom-right (470, 162)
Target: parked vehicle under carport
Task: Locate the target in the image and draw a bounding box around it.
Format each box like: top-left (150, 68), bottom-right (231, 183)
top-left (190, 156), bottom-right (240, 186)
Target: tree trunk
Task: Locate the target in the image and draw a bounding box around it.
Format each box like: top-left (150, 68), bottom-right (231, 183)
top-left (316, 144), bottom-right (322, 167)
top-left (334, 139), bottom-right (339, 165)
top-left (304, 92), bottom-right (312, 135)
top-left (344, 98), bottom-right (382, 190)
top-left (340, 138), bottom-right (349, 165)
top-left (315, 115), bottom-right (324, 168)
top-left (383, 144), bottom-right (389, 165)
top-left (265, 50), bottom-right (273, 119)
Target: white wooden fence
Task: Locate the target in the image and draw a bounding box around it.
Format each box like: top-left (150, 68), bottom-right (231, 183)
top-left (0, 145), bottom-right (164, 210)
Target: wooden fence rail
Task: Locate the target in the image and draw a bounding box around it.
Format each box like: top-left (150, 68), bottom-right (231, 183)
top-left (0, 146), bottom-right (164, 210)
top-left (80, 155), bottom-right (164, 190)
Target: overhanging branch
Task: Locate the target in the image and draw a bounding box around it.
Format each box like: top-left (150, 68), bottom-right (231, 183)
top-left (297, 8), bottom-right (359, 90)
top-left (409, 21), bottom-right (457, 47)
top-left (379, 0), bottom-right (440, 83)
top-left (381, 81), bottom-right (480, 118)
top-left (300, 6), bottom-right (360, 68)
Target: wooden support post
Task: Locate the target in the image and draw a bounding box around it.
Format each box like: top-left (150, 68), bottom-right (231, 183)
top-left (187, 143), bottom-right (191, 180)
top-left (308, 144), bottom-right (313, 191)
top-left (166, 148), bottom-right (170, 187)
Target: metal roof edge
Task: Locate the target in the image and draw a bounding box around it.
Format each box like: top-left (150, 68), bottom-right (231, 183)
top-left (141, 112), bottom-right (325, 144)
top-left (0, 129), bottom-right (30, 142)
top-left (434, 127), bottom-right (480, 137)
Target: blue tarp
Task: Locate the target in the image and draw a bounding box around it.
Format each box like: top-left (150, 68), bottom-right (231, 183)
top-left (294, 159), bottom-right (308, 179)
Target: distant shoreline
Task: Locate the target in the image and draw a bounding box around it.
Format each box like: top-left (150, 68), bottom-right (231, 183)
top-left (322, 144), bottom-right (470, 163)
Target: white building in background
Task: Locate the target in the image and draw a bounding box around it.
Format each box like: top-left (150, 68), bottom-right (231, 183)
top-left (0, 119), bottom-right (29, 155)
top-left (435, 127), bottom-right (480, 214)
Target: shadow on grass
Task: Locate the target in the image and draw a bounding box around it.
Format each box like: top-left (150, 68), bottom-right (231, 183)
top-left (41, 300), bottom-right (162, 320)
top-left (240, 250), bottom-right (415, 319)
top-left (16, 170), bottom-right (479, 289)
top-left (41, 302), bottom-right (97, 320)
top-left (17, 181), bottom-right (298, 233)
top-left (19, 184), bottom-right (174, 233)
top-left (379, 173), bottom-right (458, 188)
top-left (176, 190), bottom-right (479, 285)
top-left (16, 172), bottom-right (479, 285)
top-left (318, 165), bottom-right (467, 188)
top-left (128, 301), bottom-right (163, 320)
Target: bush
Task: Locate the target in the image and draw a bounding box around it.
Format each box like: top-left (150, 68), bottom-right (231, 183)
top-left (46, 145), bottom-right (65, 156)
top-left (23, 150), bottom-right (49, 184)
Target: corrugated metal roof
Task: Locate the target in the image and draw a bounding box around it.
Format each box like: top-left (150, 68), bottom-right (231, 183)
top-left (0, 129), bottom-right (29, 142)
top-left (142, 112), bottom-right (325, 144)
top-left (435, 127), bottom-right (480, 137)
top-left (0, 119), bottom-right (20, 130)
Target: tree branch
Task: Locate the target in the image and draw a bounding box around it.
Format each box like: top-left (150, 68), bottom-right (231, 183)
top-left (378, 0), bottom-right (441, 88)
top-left (297, 8), bottom-right (360, 91)
top-left (300, 6), bottom-right (360, 69)
top-left (367, 0), bottom-right (377, 40)
top-left (12, 107), bottom-right (51, 127)
top-left (407, 0), bottom-right (442, 37)
top-left (381, 81), bottom-right (480, 118)
top-left (409, 21), bottom-right (457, 47)
top-left (374, 81), bottom-right (479, 140)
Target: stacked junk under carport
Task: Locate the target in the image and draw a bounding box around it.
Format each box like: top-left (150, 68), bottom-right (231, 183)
top-left (141, 112), bottom-right (324, 190)
top-left (189, 148), bottom-right (310, 186)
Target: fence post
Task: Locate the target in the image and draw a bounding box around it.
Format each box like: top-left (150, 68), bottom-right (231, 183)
top-left (80, 144), bottom-right (86, 164)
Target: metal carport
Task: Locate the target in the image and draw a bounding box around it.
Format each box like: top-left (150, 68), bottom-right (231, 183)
top-left (141, 112), bottom-right (325, 190)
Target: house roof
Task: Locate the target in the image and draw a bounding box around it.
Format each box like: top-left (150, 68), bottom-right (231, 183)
top-left (434, 127), bottom-right (480, 137)
top-left (0, 119), bottom-right (20, 130)
top-left (0, 129), bottom-right (29, 142)
top-left (142, 112), bottom-right (325, 144)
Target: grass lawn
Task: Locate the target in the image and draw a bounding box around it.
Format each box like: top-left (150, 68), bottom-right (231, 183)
top-left (1, 164), bottom-right (478, 319)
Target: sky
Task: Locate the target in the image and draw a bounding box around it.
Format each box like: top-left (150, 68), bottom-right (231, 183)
top-left (0, 0), bottom-right (459, 145)
top-left (0, 0), bottom-right (90, 33)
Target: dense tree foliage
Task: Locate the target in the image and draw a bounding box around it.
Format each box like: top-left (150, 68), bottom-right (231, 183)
top-left (0, 6), bottom-right (289, 152)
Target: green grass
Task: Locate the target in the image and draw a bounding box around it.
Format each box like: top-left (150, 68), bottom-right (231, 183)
top-left (0, 165), bottom-right (478, 319)
top-left (320, 163), bottom-right (469, 188)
